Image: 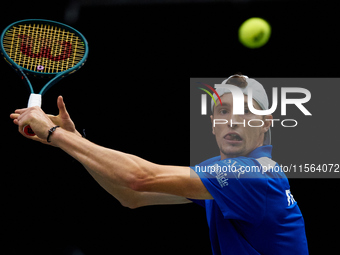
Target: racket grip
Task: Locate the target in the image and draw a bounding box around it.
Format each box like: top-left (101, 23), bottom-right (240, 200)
top-left (23, 125), bottom-right (36, 136)
top-left (23, 93), bottom-right (42, 136)
top-left (27, 93), bottom-right (42, 108)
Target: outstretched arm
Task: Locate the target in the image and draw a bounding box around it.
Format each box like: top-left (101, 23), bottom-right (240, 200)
top-left (10, 97), bottom-right (211, 207)
top-left (47, 127), bottom-right (211, 200)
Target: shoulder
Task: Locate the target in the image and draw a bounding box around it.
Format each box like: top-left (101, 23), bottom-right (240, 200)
top-left (196, 155), bottom-right (221, 166)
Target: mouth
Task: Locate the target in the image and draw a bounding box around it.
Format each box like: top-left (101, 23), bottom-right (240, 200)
top-left (224, 133), bottom-right (243, 142)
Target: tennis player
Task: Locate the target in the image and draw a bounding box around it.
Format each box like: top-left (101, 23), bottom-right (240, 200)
top-left (10, 75), bottom-right (308, 254)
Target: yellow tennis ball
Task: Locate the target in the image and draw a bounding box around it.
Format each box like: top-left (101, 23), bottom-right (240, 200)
top-left (239, 17), bottom-right (271, 49)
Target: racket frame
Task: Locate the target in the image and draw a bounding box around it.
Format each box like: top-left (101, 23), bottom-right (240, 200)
top-left (0, 19), bottom-right (89, 96)
top-left (1, 19), bottom-right (88, 136)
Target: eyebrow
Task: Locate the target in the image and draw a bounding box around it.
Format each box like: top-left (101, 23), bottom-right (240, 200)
top-left (215, 102), bottom-right (230, 108)
top-left (215, 102), bottom-right (248, 108)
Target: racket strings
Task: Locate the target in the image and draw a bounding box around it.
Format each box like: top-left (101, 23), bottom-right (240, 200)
top-left (2, 23), bottom-right (85, 74)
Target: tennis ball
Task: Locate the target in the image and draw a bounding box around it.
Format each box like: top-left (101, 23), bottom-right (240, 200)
top-left (238, 17), bottom-right (271, 49)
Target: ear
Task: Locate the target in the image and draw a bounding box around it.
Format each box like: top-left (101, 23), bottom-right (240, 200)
top-left (210, 115), bottom-right (215, 135)
top-left (263, 115), bottom-right (273, 133)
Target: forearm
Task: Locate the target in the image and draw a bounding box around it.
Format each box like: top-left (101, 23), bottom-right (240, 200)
top-left (85, 165), bottom-right (190, 208)
top-left (81, 163), bottom-right (142, 208)
top-left (67, 131), bottom-right (132, 202)
top-left (49, 128), bottom-right (191, 207)
top-left (12, 101), bottom-right (210, 203)
top-left (50, 128), bottom-right (143, 188)
top-left (83, 164), bottom-right (134, 207)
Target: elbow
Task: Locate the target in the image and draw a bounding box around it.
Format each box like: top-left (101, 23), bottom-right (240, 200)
top-left (122, 154), bottom-right (153, 193)
top-left (120, 200), bottom-right (140, 210)
top-left (127, 174), bottom-right (150, 194)
top-left (119, 177), bottom-right (148, 209)
top-left (126, 167), bottom-right (153, 193)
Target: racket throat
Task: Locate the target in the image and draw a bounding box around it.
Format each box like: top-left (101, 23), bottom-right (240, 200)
top-left (27, 93), bottom-right (42, 108)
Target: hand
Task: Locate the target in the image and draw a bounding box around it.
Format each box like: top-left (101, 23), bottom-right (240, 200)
top-left (46, 96), bottom-right (81, 136)
top-left (11, 106), bottom-right (55, 142)
top-left (10, 96), bottom-right (81, 145)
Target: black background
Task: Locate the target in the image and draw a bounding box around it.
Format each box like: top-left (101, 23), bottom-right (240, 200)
top-left (1, 0), bottom-right (339, 254)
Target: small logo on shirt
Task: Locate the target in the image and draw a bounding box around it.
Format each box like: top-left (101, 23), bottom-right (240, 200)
top-left (222, 159), bottom-right (245, 179)
top-left (286, 189), bottom-right (296, 206)
top-left (214, 163), bottom-right (229, 188)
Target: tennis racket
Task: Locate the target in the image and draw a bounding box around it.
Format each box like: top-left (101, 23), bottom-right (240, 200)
top-left (0, 19), bottom-right (88, 136)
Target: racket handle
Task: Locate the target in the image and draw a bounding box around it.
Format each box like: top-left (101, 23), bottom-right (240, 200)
top-left (27, 93), bottom-right (42, 108)
top-left (23, 125), bottom-right (36, 136)
top-left (23, 93), bottom-right (42, 136)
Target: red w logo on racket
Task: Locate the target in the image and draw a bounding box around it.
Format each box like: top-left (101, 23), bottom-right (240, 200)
top-left (18, 34), bottom-right (72, 61)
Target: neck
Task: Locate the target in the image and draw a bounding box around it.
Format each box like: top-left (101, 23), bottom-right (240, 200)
top-left (220, 143), bottom-right (264, 160)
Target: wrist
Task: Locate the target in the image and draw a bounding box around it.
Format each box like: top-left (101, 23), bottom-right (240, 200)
top-left (48, 126), bottom-right (65, 147)
top-left (48, 127), bottom-right (84, 148)
top-left (47, 126), bottom-right (60, 143)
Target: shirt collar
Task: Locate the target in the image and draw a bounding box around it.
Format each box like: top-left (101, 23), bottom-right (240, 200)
top-left (247, 145), bottom-right (273, 159)
top-left (201, 145), bottom-right (273, 165)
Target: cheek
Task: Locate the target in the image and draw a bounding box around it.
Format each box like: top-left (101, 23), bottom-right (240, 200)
top-left (214, 124), bottom-right (227, 136)
top-left (245, 126), bottom-right (262, 139)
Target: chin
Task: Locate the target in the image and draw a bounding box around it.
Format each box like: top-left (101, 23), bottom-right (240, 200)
top-left (220, 146), bottom-right (245, 159)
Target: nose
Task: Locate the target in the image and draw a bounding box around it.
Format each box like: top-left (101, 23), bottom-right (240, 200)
top-left (228, 113), bottom-right (245, 128)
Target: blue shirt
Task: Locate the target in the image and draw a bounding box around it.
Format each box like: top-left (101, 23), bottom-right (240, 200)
top-left (190, 145), bottom-right (308, 255)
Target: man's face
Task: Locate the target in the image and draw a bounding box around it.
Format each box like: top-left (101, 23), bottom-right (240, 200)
top-left (211, 93), bottom-right (272, 160)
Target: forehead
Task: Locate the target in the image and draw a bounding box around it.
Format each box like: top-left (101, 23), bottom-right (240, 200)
top-left (217, 93), bottom-right (245, 106)
top-left (214, 93), bottom-right (261, 109)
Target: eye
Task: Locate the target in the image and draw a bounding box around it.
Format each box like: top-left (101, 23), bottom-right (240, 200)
top-left (219, 109), bottom-right (229, 115)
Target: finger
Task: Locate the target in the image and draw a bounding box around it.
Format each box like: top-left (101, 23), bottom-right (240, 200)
top-left (15, 108), bottom-right (31, 123)
top-left (57, 96), bottom-right (70, 119)
top-left (15, 108), bottom-right (28, 114)
top-left (17, 110), bottom-right (27, 121)
top-left (17, 107), bottom-right (32, 122)
top-left (10, 113), bottom-right (20, 119)
top-left (18, 122), bottom-right (28, 137)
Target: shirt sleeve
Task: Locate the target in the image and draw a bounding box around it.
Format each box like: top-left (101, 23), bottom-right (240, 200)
top-left (187, 198), bottom-right (206, 208)
top-left (191, 158), bottom-right (268, 225)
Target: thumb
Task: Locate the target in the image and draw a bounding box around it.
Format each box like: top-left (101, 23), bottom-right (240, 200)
top-left (57, 96), bottom-right (70, 119)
